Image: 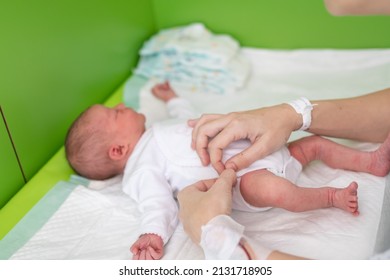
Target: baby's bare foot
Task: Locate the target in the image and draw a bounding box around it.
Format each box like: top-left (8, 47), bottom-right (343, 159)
top-left (369, 133), bottom-right (390, 177)
top-left (330, 182), bottom-right (359, 216)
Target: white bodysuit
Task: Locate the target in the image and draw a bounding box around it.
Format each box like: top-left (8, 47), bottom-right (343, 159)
top-left (122, 98), bottom-right (302, 244)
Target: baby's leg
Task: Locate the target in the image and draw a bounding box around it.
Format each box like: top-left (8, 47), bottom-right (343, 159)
top-left (240, 169), bottom-right (359, 215)
top-left (288, 134), bottom-right (390, 177)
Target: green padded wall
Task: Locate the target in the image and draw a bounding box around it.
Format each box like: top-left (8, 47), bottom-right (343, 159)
top-left (0, 109), bottom-right (25, 207)
top-left (152, 0), bottom-right (390, 49)
top-left (0, 0), bottom-right (156, 208)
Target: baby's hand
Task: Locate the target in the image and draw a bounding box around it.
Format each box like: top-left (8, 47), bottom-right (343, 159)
top-left (151, 81), bottom-right (177, 102)
top-left (130, 233), bottom-right (164, 260)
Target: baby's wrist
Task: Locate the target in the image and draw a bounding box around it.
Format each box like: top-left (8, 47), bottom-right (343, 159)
top-left (140, 232), bottom-right (163, 240)
top-left (165, 95), bottom-right (178, 102)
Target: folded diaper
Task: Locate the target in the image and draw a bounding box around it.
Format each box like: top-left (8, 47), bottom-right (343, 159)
top-left (134, 23), bottom-right (250, 94)
top-left (139, 23), bottom-right (239, 67)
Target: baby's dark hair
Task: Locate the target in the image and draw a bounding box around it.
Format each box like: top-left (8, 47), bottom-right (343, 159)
top-left (65, 106), bottom-right (120, 180)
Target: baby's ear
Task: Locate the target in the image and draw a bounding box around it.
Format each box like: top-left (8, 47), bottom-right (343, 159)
top-left (108, 144), bottom-right (129, 160)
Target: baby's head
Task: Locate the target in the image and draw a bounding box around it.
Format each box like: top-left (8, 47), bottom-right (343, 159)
top-left (65, 103), bottom-right (146, 180)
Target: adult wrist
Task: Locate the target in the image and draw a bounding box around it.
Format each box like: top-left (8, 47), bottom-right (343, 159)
top-left (200, 215), bottom-right (244, 259)
top-left (286, 97), bottom-right (314, 131)
top-left (200, 215), bottom-right (272, 260)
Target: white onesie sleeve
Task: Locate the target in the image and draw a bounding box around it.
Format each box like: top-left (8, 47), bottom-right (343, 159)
top-left (166, 97), bottom-right (199, 120)
top-left (122, 130), bottom-right (179, 244)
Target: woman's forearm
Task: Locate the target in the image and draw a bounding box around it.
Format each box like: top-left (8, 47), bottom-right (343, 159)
top-left (324, 0), bottom-right (390, 16)
top-left (308, 88), bottom-right (390, 142)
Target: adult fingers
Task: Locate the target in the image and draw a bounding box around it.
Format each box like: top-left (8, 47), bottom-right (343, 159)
top-left (191, 178), bottom-right (218, 192)
top-left (188, 178), bottom-right (219, 192)
top-left (209, 169), bottom-right (237, 194)
top-left (190, 114), bottom-right (231, 166)
top-left (206, 118), bottom-right (253, 173)
top-left (177, 178), bottom-right (217, 219)
top-left (177, 181), bottom-right (203, 210)
top-left (207, 169), bottom-right (236, 215)
top-left (224, 133), bottom-right (284, 171)
top-left (189, 114), bottom-right (222, 144)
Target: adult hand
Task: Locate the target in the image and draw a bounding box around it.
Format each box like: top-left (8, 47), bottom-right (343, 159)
top-left (189, 104), bottom-right (301, 173)
top-left (177, 169), bottom-right (237, 244)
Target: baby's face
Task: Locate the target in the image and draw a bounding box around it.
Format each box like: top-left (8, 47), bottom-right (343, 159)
top-left (90, 103), bottom-right (146, 143)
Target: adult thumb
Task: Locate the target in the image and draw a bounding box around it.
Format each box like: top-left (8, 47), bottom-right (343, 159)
top-left (211, 169), bottom-right (237, 193)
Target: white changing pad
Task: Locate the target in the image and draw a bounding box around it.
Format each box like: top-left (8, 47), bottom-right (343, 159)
top-left (8, 47), bottom-right (390, 259)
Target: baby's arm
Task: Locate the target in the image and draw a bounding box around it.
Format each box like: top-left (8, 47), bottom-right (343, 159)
top-left (151, 81), bottom-right (198, 119)
top-left (123, 137), bottom-right (179, 260)
top-left (130, 233), bottom-right (164, 260)
top-left (151, 81), bottom-right (177, 102)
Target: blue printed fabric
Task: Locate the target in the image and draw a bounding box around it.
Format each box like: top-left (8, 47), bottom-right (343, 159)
top-left (134, 23), bottom-right (250, 94)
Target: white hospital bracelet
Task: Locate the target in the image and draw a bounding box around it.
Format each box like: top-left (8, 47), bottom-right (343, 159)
top-left (287, 97), bottom-right (314, 131)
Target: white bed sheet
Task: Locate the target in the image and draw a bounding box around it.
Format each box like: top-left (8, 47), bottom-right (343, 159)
top-left (10, 47), bottom-right (390, 260)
